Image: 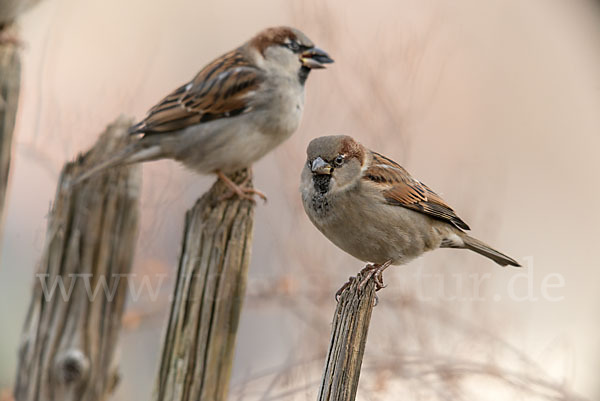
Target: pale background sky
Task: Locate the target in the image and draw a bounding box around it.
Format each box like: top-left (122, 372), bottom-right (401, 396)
top-left (1, 0), bottom-right (599, 399)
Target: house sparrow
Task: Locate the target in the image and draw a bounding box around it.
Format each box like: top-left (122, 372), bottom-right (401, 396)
top-left (300, 135), bottom-right (520, 290)
top-left (76, 26), bottom-right (333, 200)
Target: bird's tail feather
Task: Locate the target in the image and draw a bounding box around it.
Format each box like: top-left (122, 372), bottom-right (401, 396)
top-left (72, 144), bottom-right (162, 186)
top-left (459, 233), bottom-right (520, 267)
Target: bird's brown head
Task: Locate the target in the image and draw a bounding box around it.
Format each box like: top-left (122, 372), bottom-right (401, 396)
top-left (305, 135), bottom-right (366, 194)
top-left (250, 26), bottom-right (333, 83)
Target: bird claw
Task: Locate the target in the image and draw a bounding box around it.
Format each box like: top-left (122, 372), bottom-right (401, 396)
top-left (217, 171), bottom-right (268, 203)
top-left (335, 276), bottom-right (356, 302)
top-left (357, 261), bottom-right (391, 291)
top-left (335, 260), bottom-right (392, 304)
top-left (219, 186), bottom-right (267, 203)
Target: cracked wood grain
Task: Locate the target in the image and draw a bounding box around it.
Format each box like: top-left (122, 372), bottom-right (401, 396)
top-left (14, 116), bottom-right (141, 401)
top-left (318, 272), bottom-right (377, 401)
top-left (153, 170), bottom-right (255, 401)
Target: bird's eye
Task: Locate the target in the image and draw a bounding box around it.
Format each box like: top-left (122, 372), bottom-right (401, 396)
top-left (286, 41), bottom-right (300, 52)
top-left (334, 155), bottom-right (345, 167)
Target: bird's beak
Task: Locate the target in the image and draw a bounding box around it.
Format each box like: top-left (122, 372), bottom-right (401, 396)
top-left (300, 47), bottom-right (334, 69)
top-left (311, 157), bottom-right (332, 175)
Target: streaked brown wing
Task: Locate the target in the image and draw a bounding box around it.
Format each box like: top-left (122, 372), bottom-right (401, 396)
top-left (130, 50), bottom-right (263, 135)
top-left (364, 152), bottom-right (470, 230)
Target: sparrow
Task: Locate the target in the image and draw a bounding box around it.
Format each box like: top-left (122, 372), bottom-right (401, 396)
top-left (76, 26), bottom-right (333, 200)
top-left (300, 135), bottom-right (520, 290)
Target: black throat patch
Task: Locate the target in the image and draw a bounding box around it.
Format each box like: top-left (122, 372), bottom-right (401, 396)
top-left (311, 174), bottom-right (332, 216)
top-left (298, 66), bottom-right (311, 85)
top-left (312, 174), bottom-right (331, 194)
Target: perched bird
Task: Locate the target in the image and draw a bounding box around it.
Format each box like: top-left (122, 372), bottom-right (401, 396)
top-left (77, 26), bottom-right (333, 200)
top-left (300, 135), bottom-right (520, 290)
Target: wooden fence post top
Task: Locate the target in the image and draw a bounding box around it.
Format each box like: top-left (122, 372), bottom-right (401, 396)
top-left (318, 271), bottom-right (378, 401)
top-left (153, 169), bottom-right (255, 401)
top-left (14, 116), bottom-right (141, 401)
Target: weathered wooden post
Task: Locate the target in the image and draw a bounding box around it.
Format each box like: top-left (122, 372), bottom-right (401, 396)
top-left (0, 23), bottom-right (21, 230)
top-left (0, 0), bottom-right (42, 232)
top-left (318, 271), bottom-right (378, 401)
top-left (153, 170), bottom-right (255, 401)
top-left (14, 117), bottom-right (141, 401)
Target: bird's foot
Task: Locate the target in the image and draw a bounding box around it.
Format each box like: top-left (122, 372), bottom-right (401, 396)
top-left (220, 185), bottom-right (267, 203)
top-left (357, 260), bottom-right (392, 292)
top-left (335, 276), bottom-right (356, 302)
top-left (335, 260), bottom-right (392, 304)
top-left (216, 170), bottom-right (267, 203)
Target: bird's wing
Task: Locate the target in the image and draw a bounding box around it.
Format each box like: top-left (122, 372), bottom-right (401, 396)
top-left (130, 50), bottom-right (264, 135)
top-left (363, 151), bottom-right (470, 230)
